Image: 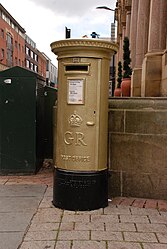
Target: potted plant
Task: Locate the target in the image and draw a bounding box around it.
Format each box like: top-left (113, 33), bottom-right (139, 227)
top-left (121, 36), bottom-right (132, 96)
top-left (114, 61), bottom-right (122, 97)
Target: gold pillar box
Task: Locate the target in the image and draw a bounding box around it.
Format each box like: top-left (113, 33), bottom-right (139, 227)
top-left (51, 39), bottom-right (118, 211)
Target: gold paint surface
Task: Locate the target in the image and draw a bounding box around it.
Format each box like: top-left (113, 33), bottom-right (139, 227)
top-left (51, 39), bottom-right (117, 171)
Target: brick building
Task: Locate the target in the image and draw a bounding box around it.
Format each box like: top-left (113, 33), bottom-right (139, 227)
top-left (0, 3), bottom-right (47, 79)
top-left (0, 4), bottom-right (25, 70)
top-left (38, 49), bottom-right (47, 79)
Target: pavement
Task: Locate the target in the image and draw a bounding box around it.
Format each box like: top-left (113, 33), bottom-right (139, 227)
top-left (0, 165), bottom-right (167, 249)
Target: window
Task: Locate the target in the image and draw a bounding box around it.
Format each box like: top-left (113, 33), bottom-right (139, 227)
top-left (15, 26), bottom-right (18, 33)
top-left (1, 29), bottom-right (4, 39)
top-left (18, 59), bottom-right (20, 65)
top-left (34, 65), bottom-right (38, 72)
top-left (26, 59), bottom-right (30, 68)
top-left (34, 54), bottom-right (37, 61)
top-left (11, 22), bottom-right (15, 29)
top-left (6, 49), bottom-right (13, 67)
top-left (6, 17), bottom-right (10, 25)
top-left (2, 13), bottom-right (5, 20)
top-left (6, 32), bottom-right (13, 45)
top-left (1, 49), bottom-right (4, 60)
top-left (18, 43), bottom-right (20, 50)
top-left (30, 50), bottom-right (33, 58)
top-left (15, 41), bottom-right (17, 48)
top-left (31, 62), bottom-right (33, 70)
top-left (26, 47), bottom-right (29, 55)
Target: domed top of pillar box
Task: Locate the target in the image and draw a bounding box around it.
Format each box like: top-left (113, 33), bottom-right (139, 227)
top-left (50, 38), bottom-right (118, 59)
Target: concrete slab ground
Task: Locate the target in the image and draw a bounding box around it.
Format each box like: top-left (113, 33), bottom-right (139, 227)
top-left (0, 167), bottom-right (167, 249)
top-left (0, 185), bottom-right (47, 249)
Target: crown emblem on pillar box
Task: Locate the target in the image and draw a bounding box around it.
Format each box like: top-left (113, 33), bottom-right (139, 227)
top-left (68, 111), bottom-right (82, 127)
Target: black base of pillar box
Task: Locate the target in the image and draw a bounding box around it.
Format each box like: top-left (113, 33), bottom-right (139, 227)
top-left (53, 168), bottom-right (108, 211)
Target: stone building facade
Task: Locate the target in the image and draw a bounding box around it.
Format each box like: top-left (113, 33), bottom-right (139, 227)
top-left (115, 0), bottom-right (167, 97)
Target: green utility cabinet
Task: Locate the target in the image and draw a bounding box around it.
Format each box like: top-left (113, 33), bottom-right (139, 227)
top-left (43, 86), bottom-right (57, 159)
top-left (0, 66), bottom-right (46, 174)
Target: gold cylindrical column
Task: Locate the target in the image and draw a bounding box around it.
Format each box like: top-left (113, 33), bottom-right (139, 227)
top-left (51, 39), bottom-right (118, 211)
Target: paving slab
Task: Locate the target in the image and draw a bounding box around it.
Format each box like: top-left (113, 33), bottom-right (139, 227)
top-left (55, 241), bottom-right (71, 249)
top-left (0, 232), bottom-right (24, 249)
top-left (108, 241), bottom-right (142, 249)
top-left (20, 241), bottom-right (55, 249)
top-left (72, 241), bottom-right (106, 249)
top-left (0, 184), bottom-right (47, 249)
top-left (0, 211), bottom-right (35, 232)
top-left (0, 184), bottom-right (46, 197)
top-left (123, 232), bottom-right (158, 243)
top-left (142, 243), bottom-right (167, 249)
top-left (0, 196), bottom-right (42, 212)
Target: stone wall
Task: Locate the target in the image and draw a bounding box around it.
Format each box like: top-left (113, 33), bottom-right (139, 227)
top-left (108, 98), bottom-right (167, 200)
top-left (161, 50), bottom-right (167, 96)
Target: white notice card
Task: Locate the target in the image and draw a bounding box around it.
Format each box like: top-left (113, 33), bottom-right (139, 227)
top-left (68, 79), bottom-right (84, 104)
